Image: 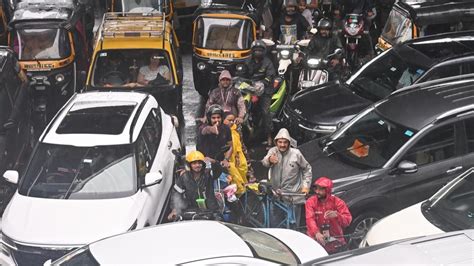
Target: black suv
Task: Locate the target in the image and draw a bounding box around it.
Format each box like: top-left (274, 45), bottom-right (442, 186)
top-left (0, 46), bottom-right (32, 213)
top-left (299, 75), bottom-right (474, 247)
top-left (284, 31), bottom-right (474, 143)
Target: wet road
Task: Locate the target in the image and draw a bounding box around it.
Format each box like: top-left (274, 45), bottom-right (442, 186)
top-left (181, 50), bottom-right (200, 152)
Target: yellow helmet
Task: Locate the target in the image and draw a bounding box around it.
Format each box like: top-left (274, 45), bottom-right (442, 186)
top-left (186, 150), bottom-right (205, 163)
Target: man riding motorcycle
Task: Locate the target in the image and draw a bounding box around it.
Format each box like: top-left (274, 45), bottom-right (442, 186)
top-left (243, 40), bottom-right (276, 147)
top-left (307, 18), bottom-right (344, 80)
top-left (274, 0), bottom-right (311, 44)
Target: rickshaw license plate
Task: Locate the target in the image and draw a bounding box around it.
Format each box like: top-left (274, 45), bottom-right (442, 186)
top-left (35, 86), bottom-right (46, 91)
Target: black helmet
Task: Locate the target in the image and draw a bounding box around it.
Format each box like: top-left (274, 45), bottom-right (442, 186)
top-left (284, 0), bottom-right (297, 16)
top-left (206, 104), bottom-right (224, 123)
top-left (317, 18), bottom-right (333, 30)
top-left (251, 40), bottom-right (267, 58)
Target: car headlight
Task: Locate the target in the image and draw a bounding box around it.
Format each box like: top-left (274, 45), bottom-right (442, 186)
top-left (307, 58), bottom-right (321, 68)
top-left (55, 73), bottom-right (65, 83)
top-left (280, 50), bottom-right (290, 60)
top-left (197, 62), bottom-right (206, 71)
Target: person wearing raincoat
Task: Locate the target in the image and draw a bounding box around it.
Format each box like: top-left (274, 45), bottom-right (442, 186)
top-left (305, 177), bottom-right (352, 253)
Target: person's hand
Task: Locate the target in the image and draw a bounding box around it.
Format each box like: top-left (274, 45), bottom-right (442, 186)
top-left (324, 210), bottom-right (338, 219)
top-left (269, 153), bottom-right (279, 164)
top-left (176, 168), bottom-right (185, 176)
top-left (205, 157), bottom-right (216, 164)
top-left (315, 232), bottom-right (326, 245)
top-left (221, 158), bottom-right (230, 168)
top-left (235, 117), bottom-right (244, 125)
top-left (301, 187), bottom-right (310, 194)
top-left (168, 209), bottom-right (177, 221)
top-left (209, 123), bottom-right (219, 135)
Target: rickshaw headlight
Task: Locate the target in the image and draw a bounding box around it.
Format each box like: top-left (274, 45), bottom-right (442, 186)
top-left (197, 62), bottom-right (206, 71)
top-left (280, 50), bottom-right (290, 60)
top-left (55, 73), bottom-right (65, 83)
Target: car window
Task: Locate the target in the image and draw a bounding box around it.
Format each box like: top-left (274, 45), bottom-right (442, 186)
top-left (402, 124), bottom-right (456, 166)
top-left (420, 63), bottom-right (463, 82)
top-left (463, 118), bottom-right (474, 153)
top-left (142, 109), bottom-right (162, 157)
top-left (462, 60), bottom-right (474, 75)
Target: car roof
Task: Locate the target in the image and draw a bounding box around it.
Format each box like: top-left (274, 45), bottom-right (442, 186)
top-left (393, 31), bottom-right (474, 68)
top-left (377, 77), bottom-right (474, 130)
top-left (88, 221), bottom-right (252, 264)
top-left (42, 91), bottom-right (153, 146)
top-left (306, 230), bottom-right (474, 265)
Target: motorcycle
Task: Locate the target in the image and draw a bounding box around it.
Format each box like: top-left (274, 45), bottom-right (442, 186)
top-left (343, 13), bottom-right (365, 70)
top-left (298, 48), bottom-right (344, 90)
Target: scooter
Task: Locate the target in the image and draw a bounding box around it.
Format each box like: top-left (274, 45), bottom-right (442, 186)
top-left (298, 48), bottom-right (344, 90)
top-left (343, 13), bottom-right (365, 70)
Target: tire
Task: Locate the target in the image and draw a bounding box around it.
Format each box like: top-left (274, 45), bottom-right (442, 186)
top-left (243, 192), bottom-right (266, 228)
top-left (346, 211), bottom-right (381, 249)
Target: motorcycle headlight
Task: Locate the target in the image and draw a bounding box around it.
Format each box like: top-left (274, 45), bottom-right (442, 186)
top-left (307, 58), bottom-right (321, 68)
top-left (197, 62), bottom-right (206, 71)
top-left (236, 64), bottom-right (244, 72)
top-left (55, 73), bottom-right (65, 83)
top-left (280, 50), bottom-right (290, 60)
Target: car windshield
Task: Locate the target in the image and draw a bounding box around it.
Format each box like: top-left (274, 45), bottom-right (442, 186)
top-left (18, 143), bottom-right (137, 199)
top-left (13, 28), bottom-right (71, 60)
top-left (122, 0), bottom-right (170, 13)
top-left (91, 49), bottom-right (173, 88)
top-left (193, 17), bottom-right (254, 50)
top-left (428, 171), bottom-right (474, 229)
top-left (322, 109), bottom-right (417, 169)
top-left (349, 50), bottom-right (427, 102)
top-left (225, 224), bottom-right (298, 264)
top-left (381, 9), bottom-right (412, 46)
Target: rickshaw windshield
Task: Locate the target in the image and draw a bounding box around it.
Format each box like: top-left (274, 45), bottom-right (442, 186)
top-left (194, 17), bottom-right (254, 50)
top-left (121, 0), bottom-right (170, 13)
top-left (381, 9), bottom-right (412, 45)
top-left (14, 28), bottom-right (71, 60)
top-left (91, 49), bottom-right (174, 88)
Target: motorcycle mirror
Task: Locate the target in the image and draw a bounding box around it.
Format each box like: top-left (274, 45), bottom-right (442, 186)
top-left (310, 28), bottom-right (318, 35)
top-left (334, 48), bottom-right (343, 55)
top-left (260, 25), bottom-right (266, 32)
top-left (261, 38), bottom-right (275, 46)
top-left (296, 39), bottom-right (310, 47)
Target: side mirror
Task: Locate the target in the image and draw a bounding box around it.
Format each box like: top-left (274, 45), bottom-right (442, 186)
top-left (336, 121), bottom-right (344, 129)
top-left (78, 70), bottom-right (87, 90)
top-left (4, 170), bottom-right (19, 185)
top-left (143, 172), bottom-right (163, 188)
top-left (310, 28), bottom-right (318, 35)
top-left (261, 38), bottom-right (275, 47)
top-left (43, 259), bottom-right (52, 266)
top-left (334, 48), bottom-right (343, 55)
top-left (397, 160), bottom-right (418, 174)
top-left (296, 39), bottom-right (310, 47)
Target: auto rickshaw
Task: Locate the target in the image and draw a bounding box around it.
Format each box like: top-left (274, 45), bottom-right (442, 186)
top-left (106, 0), bottom-right (175, 22)
top-left (376, 0), bottom-right (474, 52)
top-left (8, 0), bottom-right (93, 133)
top-left (0, 46), bottom-right (32, 214)
top-left (86, 12), bottom-right (184, 141)
top-left (192, 0), bottom-right (259, 98)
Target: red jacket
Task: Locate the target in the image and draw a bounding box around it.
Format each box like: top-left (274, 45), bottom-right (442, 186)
top-left (305, 178), bottom-right (352, 244)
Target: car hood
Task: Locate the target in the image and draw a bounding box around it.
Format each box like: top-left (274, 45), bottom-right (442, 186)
top-left (259, 228), bottom-right (328, 263)
top-left (2, 192), bottom-right (142, 246)
top-left (299, 138), bottom-right (370, 181)
top-left (365, 202), bottom-right (443, 246)
top-left (288, 82), bottom-right (371, 126)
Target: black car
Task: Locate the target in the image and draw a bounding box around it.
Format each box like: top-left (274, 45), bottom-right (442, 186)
top-left (298, 75), bottom-right (474, 247)
top-left (284, 31), bottom-right (474, 143)
top-left (0, 46), bottom-right (32, 213)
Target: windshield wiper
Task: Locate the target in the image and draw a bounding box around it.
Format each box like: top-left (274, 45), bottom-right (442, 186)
top-left (63, 148), bottom-right (92, 199)
top-left (220, 22), bottom-right (232, 53)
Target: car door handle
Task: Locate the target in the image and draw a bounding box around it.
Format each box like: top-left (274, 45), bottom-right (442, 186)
top-left (446, 166), bottom-right (463, 174)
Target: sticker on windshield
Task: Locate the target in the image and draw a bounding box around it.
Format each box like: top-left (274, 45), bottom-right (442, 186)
top-left (404, 130), bottom-right (414, 137)
top-left (390, 67), bottom-right (397, 72)
top-left (416, 69), bottom-right (425, 75)
top-left (99, 52), bottom-right (107, 57)
top-left (378, 120), bottom-right (385, 125)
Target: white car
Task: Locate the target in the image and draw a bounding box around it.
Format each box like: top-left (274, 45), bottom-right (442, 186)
top-left (362, 167), bottom-right (474, 247)
top-left (1, 91), bottom-right (181, 265)
top-left (49, 221), bottom-right (328, 265)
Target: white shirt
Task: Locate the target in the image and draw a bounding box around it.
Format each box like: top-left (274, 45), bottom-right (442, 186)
top-left (139, 65), bottom-right (170, 81)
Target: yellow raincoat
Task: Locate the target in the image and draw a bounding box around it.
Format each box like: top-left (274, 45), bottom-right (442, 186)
top-left (228, 124), bottom-right (248, 196)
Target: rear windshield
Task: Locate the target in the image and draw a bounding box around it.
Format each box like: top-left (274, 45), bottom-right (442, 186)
top-left (13, 28), bottom-right (71, 60)
top-left (56, 103), bottom-right (136, 135)
top-left (193, 17), bottom-right (254, 50)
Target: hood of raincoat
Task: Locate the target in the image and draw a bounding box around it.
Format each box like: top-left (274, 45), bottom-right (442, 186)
top-left (314, 176), bottom-right (333, 195)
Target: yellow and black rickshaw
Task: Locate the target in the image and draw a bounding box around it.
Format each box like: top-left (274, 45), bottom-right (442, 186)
top-left (192, 0), bottom-right (260, 97)
top-left (8, 0), bottom-right (93, 131)
top-left (376, 0), bottom-right (474, 52)
top-left (0, 1), bottom-right (14, 45)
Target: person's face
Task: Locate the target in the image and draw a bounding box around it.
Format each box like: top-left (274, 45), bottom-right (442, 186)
top-left (320, 28), bottom-right (330, 37)
top-left (223, 114), bottom-right (235, 126)
top-left (220, 78), bottom-right (231, 89)
top-left (211, 114), bottom-right (222, 125)
top-left (298, 1), bottom-right (306, 12)
top-left (276, 139), bottom-right (290, 153)
top-left (190, 161), bottom-right (203, 172)
top-left (315, 185), bottom-right (327, 199)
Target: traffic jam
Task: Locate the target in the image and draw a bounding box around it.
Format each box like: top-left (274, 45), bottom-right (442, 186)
top-left (0, 0), bottom-right (473, 265)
